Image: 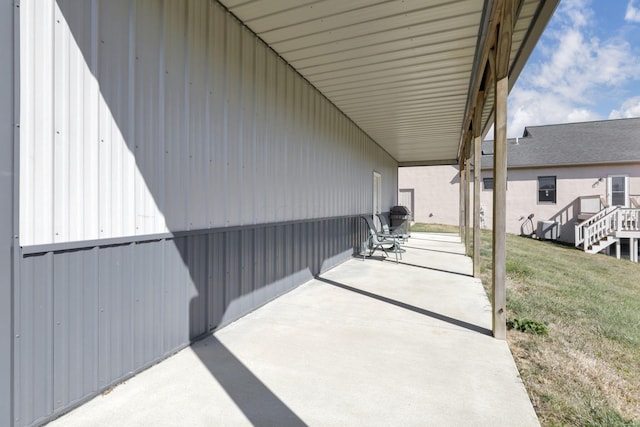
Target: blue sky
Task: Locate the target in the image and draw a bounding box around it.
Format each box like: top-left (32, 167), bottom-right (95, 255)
top-left (506, 0), bottom-right (640, 137)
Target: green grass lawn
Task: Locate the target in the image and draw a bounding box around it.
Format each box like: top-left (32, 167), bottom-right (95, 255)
top-left (410, 222), bottom-right (460, 233)
top-left (412, 223), bottom-right (640, 426)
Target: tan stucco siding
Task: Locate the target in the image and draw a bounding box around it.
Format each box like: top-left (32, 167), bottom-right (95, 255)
top-left (399, 163), bottom-right (640, 243)
top-left (399, 165), bottom-right (462, 226)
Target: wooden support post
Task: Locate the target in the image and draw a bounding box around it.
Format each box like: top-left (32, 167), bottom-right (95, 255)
top-left (492, 74), bottom-right (508, 340)
top-left (459, 157), bottom-right (466, 242)
top-left (616, 240), bottom-right (621, 259)
top-left (473, 133), bottom-right (482, 277)
top-left (465, 155), bottom-right (471, 256)
top-left (488, 0), bottom-right (515, 340)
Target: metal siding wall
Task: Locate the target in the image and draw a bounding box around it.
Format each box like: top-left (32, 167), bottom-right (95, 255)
top-left (16, 254), bottom-right (54, 425)
top-left (97, 243), bottom-right (133, 387)
top-left (1, 1), bottom-right (15, 425)
top-left (188, 235), bottom-right (209, 339)
top-left (161, 237), bottom-right (191, 354)
top-left (187, 0), bottom-right (210, 231)
top-left (13, 219), bottom-right (370, 427)
top-left (209, 5), bottom-right (227, 229)
top-left (132, 241), bottom-right (164, 368)
top-left (163, 0), bottom-right (188, 233)
top-left (20, 1), bottom-right (55, 246)
top-left (14, 0), bottom-right (398, 425)
top-left (20, 0), bottom-right (397, 247)
top-left (97, 0), bottom-right (136, 240)
top-left (134, 0), bottom-right (166, 236)
top-left (52, 249), bottom-right (99, 410)
top-left (207, 232), bottom-right (226, 331)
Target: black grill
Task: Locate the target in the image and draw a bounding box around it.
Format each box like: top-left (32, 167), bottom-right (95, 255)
top-left (390, 205), bottom-right (411, 217)
top-left (389, 205), bottom-right (411, 236)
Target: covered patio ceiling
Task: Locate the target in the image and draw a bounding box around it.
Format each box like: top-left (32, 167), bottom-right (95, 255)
top-left (218, 0), bottom-right (559, 166)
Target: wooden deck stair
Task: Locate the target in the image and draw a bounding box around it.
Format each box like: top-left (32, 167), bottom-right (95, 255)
top-left (585, 235), bottom-right (618, 254)
top-left (575, 202), bottom-right (640, 256)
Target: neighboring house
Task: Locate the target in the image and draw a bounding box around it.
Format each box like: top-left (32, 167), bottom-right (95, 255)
top-left (399, 118), bottom-right (640, 247)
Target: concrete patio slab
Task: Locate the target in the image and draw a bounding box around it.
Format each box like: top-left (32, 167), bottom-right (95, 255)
top-left (47, 232), bottom-right (539, 427)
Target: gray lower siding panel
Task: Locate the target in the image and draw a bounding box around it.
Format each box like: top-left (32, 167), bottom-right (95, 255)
top-left (14, 215), bottom-right (366, 427)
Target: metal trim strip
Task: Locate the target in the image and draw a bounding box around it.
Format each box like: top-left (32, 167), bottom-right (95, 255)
top-left (21, 214), bottom-right (369, 255)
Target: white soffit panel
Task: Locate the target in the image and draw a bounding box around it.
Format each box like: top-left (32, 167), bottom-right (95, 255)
top-left (221, 0), bottom-right (555, 164)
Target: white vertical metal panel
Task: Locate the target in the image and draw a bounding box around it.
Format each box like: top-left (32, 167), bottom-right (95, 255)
top-left (262, 49), bottom-right (276, 224)
top-left (20, 1), bottom-right (55, 246)
top-left (53, 4), bottom-right (69, 244)
top-left (20, 0), bottom-right (398, 247)
top-left (98, 0), bottom-right (137, 240)
top-left (34, 1), bottom-right (55, 245)
top-left (274, 57), bottom-right (287, 222)
top-left (133, 0), bottom-right (165, 237)
top-left (65, 3), bottom-right (85, 242)
top-left (163, 0), bottom-right (188, 232)
top-left (284, 65), bottom-right (294, 221)
top-left (18, 1), bottom-right (34, 247)
top-left (240, 28), bottom-right (255, 226)
top-left (294, 67), bottom-right (305, 220)
top-left (253, 37), bottom-right (267, 224)
top-left (208, 4), bottom-right (226, 229)
top-left (300, 80), bottom-right (310, 221)
top-left (187, 0), bottom-right (209, 231)
top-left (317, 93), bottom-right (327, 217)
top-left (225, 17), bottom-right (241, 226)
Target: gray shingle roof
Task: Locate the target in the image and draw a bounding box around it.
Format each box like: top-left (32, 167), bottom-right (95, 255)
top-left (481, 117), bottom-right (640, 169)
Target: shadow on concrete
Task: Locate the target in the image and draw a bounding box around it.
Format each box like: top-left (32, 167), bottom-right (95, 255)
top-left (400, 245), bottom-right (464, 256)
top-left (408, 235), bottom-right (461, 243)
top-left (392, 260), bottom-right (473, 278)
top-left (316, 277), bottom-right (491, 336)
top-left (191, 336), bottom-right (307, 427)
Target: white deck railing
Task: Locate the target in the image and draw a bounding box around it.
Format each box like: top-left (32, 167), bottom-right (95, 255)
top-left (576, 207), bottom-right (640, 251)
top-left (575, 206), bottom-right (616, 248)
top-left (617, 208), bottom-right (640, 232)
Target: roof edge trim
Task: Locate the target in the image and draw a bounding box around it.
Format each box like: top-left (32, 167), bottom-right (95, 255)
top-left (398, 159), bottom-right (458, 167)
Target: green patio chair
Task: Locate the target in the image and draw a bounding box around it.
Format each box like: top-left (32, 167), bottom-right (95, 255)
top-left (360, 215), bottom-right (404, 263)
top-left (376, 213), bottom-right (409, 243)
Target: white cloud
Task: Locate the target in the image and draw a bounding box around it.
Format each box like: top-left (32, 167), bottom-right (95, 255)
top-left (609, 96), bottom-right (640, 118)
top-left (506, 0), bottom-right (640, 137)
top-left (554, 0), bottom-right (593, 29)
top-left (507, 87), bottom-right (599, 137)
top-left (528, 6), bottom-right (639, 103)
top-left (626, 0), bottom-right (640, 22)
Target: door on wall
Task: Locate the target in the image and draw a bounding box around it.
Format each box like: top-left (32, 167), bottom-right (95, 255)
top-left (608, 175), bottom-right (629, 207)
top-left (398, 189), bottom-right (414, 220)
top-left (373, 172), bottom-right (382, 229)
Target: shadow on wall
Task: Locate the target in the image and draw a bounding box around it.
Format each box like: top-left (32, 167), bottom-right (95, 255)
top-left (14, 2), bottom-right (371, 426)
top-left (547, 198), bottom-right (580, 243)
top-left (449, 169), bottom-right (461, 185)
top-left (519, 214), bottom-right (535, 237)
top-left (518, 198), bottom-right (579, 242)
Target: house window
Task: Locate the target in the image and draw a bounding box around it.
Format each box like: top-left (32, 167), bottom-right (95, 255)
top-left (482, 177), bottom-right (507, 190)
top-left (609, 175), bottom-right (628, 207)
top-left (483, 178), bottom-right (493, 190)
top-left (538, 176), bottom-right (556, 203)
